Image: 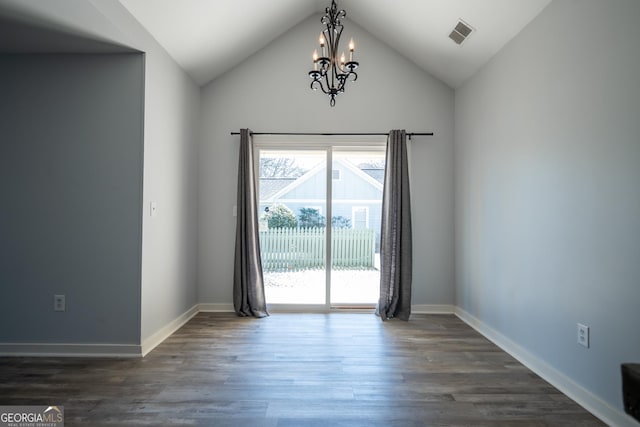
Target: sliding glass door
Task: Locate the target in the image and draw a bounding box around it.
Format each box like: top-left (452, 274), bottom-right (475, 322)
top-left (256, 139), bottom-right (385, 309)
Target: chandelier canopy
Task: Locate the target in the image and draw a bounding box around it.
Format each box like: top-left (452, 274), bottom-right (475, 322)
top-left (308, 0), bottom-right (359, 107)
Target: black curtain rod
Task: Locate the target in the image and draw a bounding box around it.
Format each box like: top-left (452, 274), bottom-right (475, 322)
top-left (230, 131), bottom-right (434, 139)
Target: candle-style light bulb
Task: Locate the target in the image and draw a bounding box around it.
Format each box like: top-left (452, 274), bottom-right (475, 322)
top-left (349, 38), bottom-right (355, 61)
top-left (319, 33), bottom-right (326, 57)
top-left (313, 50), bottom-right (318, 70)
top-left (340, 52), bottom-right (346, 68)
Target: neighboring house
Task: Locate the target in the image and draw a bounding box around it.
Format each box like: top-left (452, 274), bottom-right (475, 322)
top-left (259, 159), bottom-right (384, 248)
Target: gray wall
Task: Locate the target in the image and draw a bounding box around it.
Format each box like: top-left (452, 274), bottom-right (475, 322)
top-left (198, 15), bottom-right (455, 306)
top-left (455, 0), bottom-right (640, 414)
top-left (0, 53), bottom-right (144, 344)
top-left (91, 1), bottom-right (202, 343)
top-left (0, 0), bottom-right (202, 346)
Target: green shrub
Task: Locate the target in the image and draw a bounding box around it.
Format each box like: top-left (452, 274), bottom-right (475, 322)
top-left (263, 204), bottom-right (298, 228)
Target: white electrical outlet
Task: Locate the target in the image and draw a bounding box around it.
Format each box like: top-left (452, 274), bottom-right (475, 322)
top-left (54, 294), bottom-right (66, 312)
top-left (577, 323), bottom-right (589, 348)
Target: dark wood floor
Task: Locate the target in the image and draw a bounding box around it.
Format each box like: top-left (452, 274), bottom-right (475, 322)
top-left (1, 313), bottom-right (605, 426)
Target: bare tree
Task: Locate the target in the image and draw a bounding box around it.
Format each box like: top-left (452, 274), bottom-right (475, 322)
top-left (260, 158), bottom-right (306, 178)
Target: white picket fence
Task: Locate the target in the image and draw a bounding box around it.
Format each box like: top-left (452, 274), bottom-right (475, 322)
top-left (259, 227), bottom-right (376, 271)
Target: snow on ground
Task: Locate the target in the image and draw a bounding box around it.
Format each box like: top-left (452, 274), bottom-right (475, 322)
top-left (264, 268), bottom-right (379, 304)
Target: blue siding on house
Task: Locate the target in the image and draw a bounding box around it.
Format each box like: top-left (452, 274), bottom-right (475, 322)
top-left (283, 169), bottom-right (327, 200)
top-left (331, 165), bottom-right (382, 200)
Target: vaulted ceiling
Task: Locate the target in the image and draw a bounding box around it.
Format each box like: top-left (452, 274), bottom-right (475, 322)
top-left (0, 0), bottom-right (552, 89)
top-left (119, 0), bottom-right (551, 88)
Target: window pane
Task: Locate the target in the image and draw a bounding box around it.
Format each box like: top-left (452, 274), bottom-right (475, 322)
top-left (258, 149), bottom-right (327, 305)
top-left (330, 150), bottom-right (385, 305)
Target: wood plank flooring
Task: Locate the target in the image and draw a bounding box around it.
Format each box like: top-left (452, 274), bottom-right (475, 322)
top-left (0, 313), bottom-right (605, 426)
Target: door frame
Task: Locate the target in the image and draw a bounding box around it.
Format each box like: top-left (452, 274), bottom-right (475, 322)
top-left (253, 135), bottom-right (386, 312)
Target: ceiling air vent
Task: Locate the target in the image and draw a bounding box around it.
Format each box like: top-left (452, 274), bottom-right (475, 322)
top-left (449, 19), bottom-right (474, 45)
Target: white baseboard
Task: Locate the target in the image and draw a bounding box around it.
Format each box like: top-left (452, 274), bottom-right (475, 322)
top-left (454, 307), bottom-right (635, 427)
top-left (412, 304), bottom-right (455, 314)
top-left (141, 304), bottom-right (200, 356)
top-left (0, 343), bottom-right (141, 358)
top-left (197, 303), bottom-right (235, 312)
top-left (0, 304), bottom-right (202, 358)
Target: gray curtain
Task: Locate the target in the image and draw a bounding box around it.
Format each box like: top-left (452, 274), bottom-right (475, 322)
top-left (233, 129), bottom-right (269, 318)
top-left (377, 129), bottom-right (412, 321)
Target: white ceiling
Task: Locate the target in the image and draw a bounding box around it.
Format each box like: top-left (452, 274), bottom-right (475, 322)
top-left (119, 0), bottom-right (551, 88)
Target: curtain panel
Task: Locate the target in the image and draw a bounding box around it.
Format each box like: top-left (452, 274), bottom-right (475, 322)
top-left (233, 129), bottom-right (269, 317)
top-left (377, 129), bottom-right (413, 320)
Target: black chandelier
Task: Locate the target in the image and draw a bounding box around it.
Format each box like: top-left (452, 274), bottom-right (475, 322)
top-left (308, 0), bottom-right (359, 107)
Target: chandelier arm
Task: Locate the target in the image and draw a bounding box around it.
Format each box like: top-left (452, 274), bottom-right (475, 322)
top-left (325, 73), bottom-right (336, 97)
top-left (333, 24), bottom-right (344, 68)
top-left (332, 66), bottom-right (337, 91)
top-left (310, 79), bottom-right (331, 95)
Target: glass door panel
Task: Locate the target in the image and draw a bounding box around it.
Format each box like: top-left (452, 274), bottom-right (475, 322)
top-left (330, 150), bottom-right (385, 305)
top-left (257, 149), bottom-right (327, 305)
